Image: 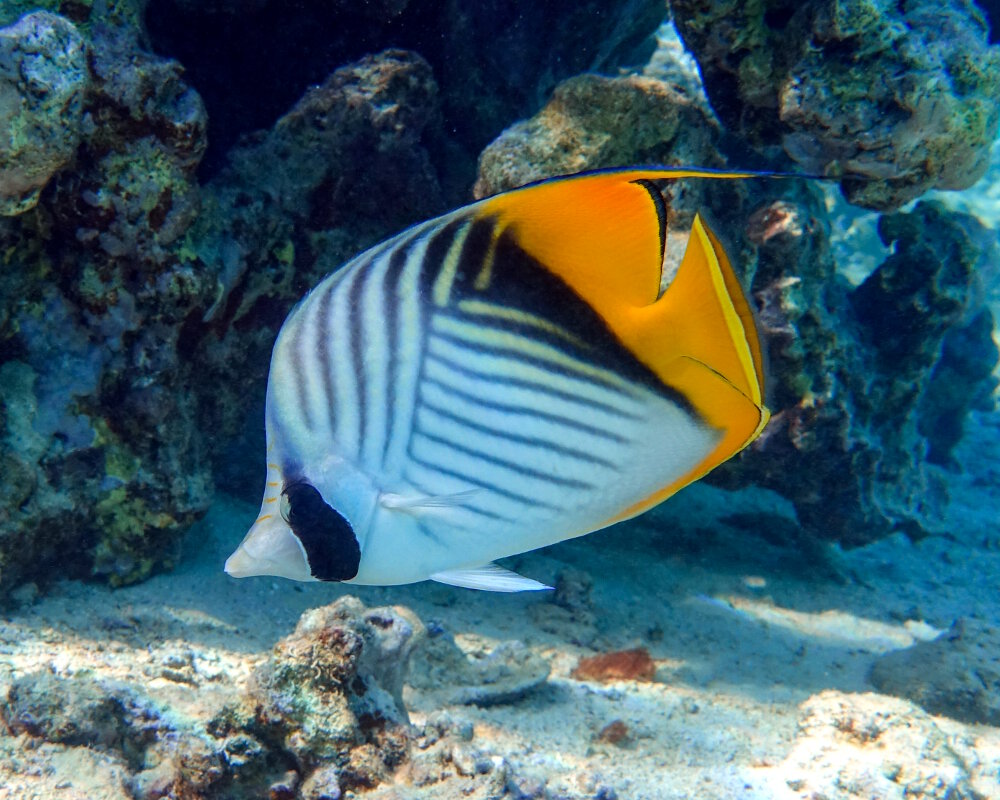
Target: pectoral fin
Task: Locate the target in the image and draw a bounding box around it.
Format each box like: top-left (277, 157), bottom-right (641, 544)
top-left (430, 563), bottom-right (552, 592)
top-left (380, 489), bottom-right (481, 515)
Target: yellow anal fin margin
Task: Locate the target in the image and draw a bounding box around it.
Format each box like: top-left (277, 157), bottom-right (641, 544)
top-left (644, 213), bottom-right (765, 408)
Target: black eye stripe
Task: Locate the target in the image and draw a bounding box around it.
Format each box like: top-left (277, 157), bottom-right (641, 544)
top-left (282, 482), bottom-right (361, 581)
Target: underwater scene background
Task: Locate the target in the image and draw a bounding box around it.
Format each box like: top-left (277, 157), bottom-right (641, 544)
top-left (1, 1), bottom-right (1000, 798)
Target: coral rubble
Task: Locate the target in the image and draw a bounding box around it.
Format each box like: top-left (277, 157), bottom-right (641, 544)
top-left (0, 597), bottom-right (426, 799)
top-left (0, 595), bottom-right (580, 798)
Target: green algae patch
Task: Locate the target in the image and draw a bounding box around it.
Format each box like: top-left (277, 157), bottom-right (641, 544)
top-left (93, 421), bottom-right (139, 484)
top-left (93, 488), bottom-right (184, 587)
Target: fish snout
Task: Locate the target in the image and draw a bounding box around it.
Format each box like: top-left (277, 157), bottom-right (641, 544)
top-left (224, 515), bottom-right (314, 582)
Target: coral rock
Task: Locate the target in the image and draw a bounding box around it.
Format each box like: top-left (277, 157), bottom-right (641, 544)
top-left (740, 199), bottom-right (998, 545)
top-left (144, 0), bottom-right (664, 173)
top-left (870, 618), bottom-right (1000, 726)
top-left (2, 671), bottom-right (159, 753)
top-left (764, 690), bottom-right (986, 799)
top-left (300, 765), bottom-right (343, 800)
top-left (475, 73), bottom-right (722, 198)
top-left (0, 11), bottom-right (212, 598)
top-left (0, 12), bottom-right (89, 216)
top-left (243, 597), bottom-right (421, 779)
top-left (191, 49), bottom-right (447, 502)
top-left (672, 0), bottom-right (1000, 210)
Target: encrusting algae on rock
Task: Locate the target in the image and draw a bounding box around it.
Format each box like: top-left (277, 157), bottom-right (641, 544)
top-left (671, 0), bottom-right (1000, 210)
top-left (229, 597), bottom-right (421, 794)
top-left (0, 12), bottom-right (89, 216)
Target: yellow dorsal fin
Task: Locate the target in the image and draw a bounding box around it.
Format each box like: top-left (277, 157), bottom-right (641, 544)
top-left (476, 166), bottom-right (769, 317)
top-left (479, 171), bottom-right (665, 306)
top-left (477, 168), bottom-right (766, 409)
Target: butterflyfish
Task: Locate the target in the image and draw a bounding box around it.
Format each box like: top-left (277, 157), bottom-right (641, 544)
top-left (224, 167), bottom-right (770, 592)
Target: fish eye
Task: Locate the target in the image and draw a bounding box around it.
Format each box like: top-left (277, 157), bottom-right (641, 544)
top-left (279, 478), bottom-right (311, 523)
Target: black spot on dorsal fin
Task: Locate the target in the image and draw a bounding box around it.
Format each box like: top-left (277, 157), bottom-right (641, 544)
top-left (283, 482), bottom-right (360, 581)
top-left (630, 178), bottom-right (668, 267)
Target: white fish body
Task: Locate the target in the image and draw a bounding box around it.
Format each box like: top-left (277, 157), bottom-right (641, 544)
top-left (225, 168), bottom-right (769, 591)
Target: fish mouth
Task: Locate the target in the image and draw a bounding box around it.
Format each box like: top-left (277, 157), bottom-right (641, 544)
top-left (223, 546), bottom-right (262, 578)
top-left (224, 517), bottom-right (314, 582)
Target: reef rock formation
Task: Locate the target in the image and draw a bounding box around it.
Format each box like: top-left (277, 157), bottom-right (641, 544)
top-left (478, 75), bottom-right (998, 547)
top-left (190, 48), bottom-right (445, 497)
top-left (765, 691), bottom-right (991, 799)
top-left (736, 199), bottom-right (999, 545)
top-left (475, 73), bottom-right (723, 198)
top-left (0, 1), bottom-right (147, 32)
top-left (0, 597), bottom-right (441, 799)
top-left (2, 0), bottom-right (998, 601)
top-left (0, 13), bottom-right (211, 595)
top-left (671, 0), bottom-right (1000, 210)
top-left (0, 12), bottom-right (89, 216)
top-left (870, 618), bottom-right (1000, 726)
top-left (0, 30), bottom-right (443, 596)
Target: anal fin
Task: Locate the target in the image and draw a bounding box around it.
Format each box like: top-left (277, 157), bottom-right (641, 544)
top-left (430, 563), bottom-right (552, 593)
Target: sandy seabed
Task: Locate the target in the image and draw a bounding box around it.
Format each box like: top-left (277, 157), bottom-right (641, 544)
top-left (1, 408), bottom-right (999, 800)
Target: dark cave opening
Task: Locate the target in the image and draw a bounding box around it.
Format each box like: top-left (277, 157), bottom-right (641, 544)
top-left (144, 0), bottom-right (660, 182)
top-left (976, 0), bottom-right (1000, 42)
top-left (145, 0), bottom-right (419, 178)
